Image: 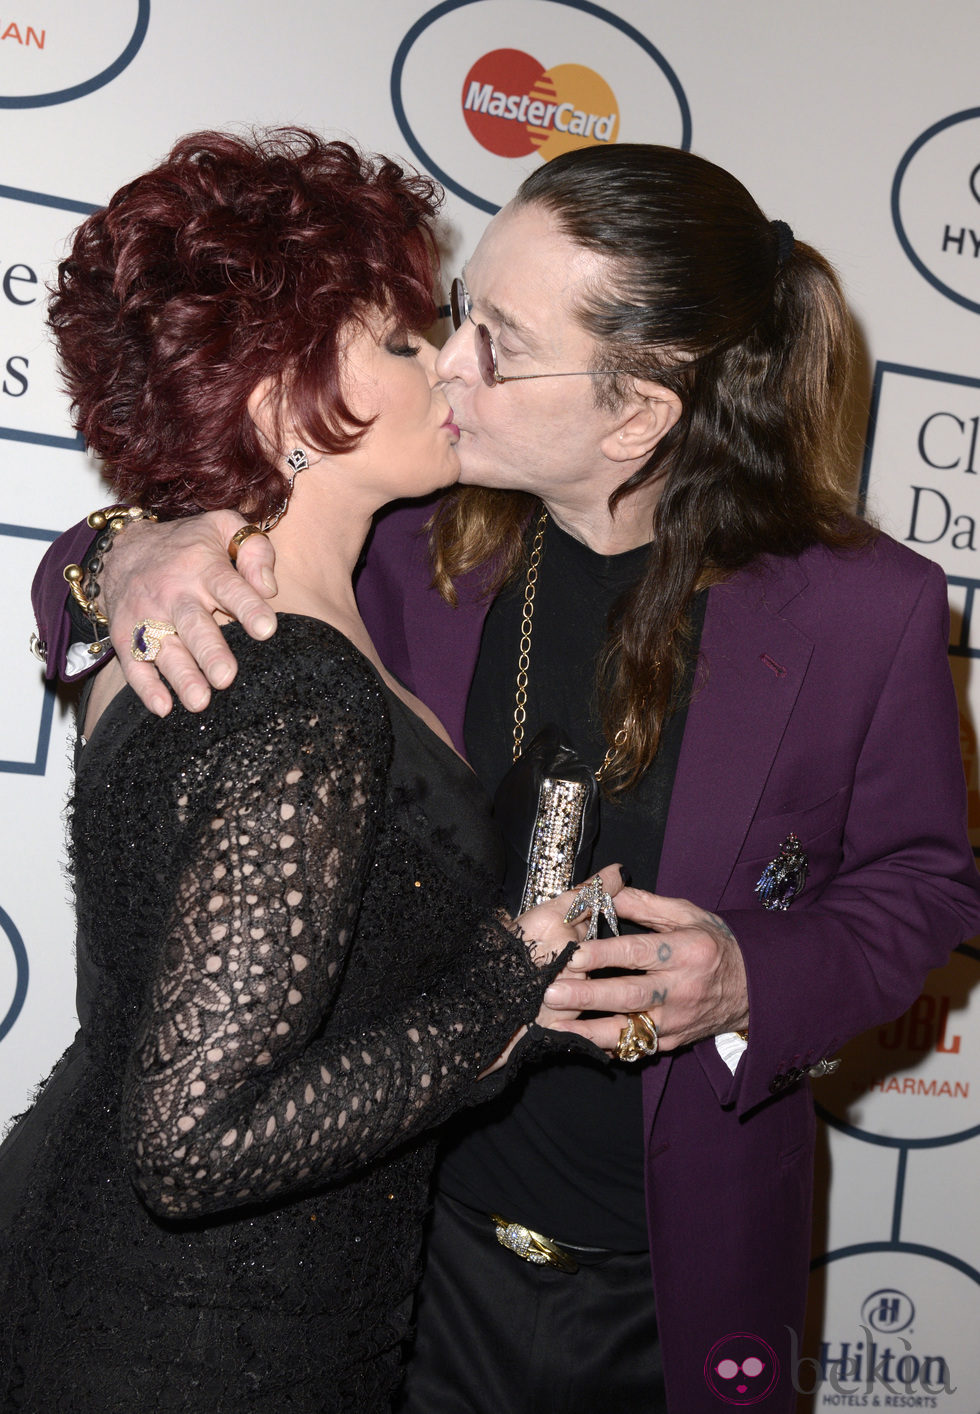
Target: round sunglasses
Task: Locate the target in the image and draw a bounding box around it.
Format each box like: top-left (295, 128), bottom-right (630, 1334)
top-left (450, 277), bottom-right (626, 387)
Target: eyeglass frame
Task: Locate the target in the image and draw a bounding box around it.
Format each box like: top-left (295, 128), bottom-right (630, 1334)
top-left (449, 276), bottom-right (627, 388)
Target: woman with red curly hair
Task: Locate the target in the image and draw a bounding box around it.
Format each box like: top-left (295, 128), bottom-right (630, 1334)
top-left (0, 129), bottom-right (621, 1412)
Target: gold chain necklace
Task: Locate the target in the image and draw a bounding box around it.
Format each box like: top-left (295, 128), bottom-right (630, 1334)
top-left (509, 508), bottom-right (628, 911)
top-left (512, 509), bottom-right (627, 777)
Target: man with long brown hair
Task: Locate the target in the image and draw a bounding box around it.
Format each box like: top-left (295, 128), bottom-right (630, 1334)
top-left (34, 145), bottom-right (980, 1412)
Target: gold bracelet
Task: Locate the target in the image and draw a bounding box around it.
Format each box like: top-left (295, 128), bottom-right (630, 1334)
top-left (63, 506), bottom-right (158, 627)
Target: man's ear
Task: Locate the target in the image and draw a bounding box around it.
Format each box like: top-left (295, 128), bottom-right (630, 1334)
top-left (601, 378), bottom-right (682, 462)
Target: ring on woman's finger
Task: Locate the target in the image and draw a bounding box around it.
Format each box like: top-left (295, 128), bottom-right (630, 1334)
top-left (131, 619), bottom-right (178, 662)
top-left (228, 524), bottom-right (268, 564)
top-left (563, 873), bottom-right (619, 940)
top-left (615, 1011), bottom-right (659, 1062)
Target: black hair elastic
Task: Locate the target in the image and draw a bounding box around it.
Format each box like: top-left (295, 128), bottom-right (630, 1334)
top-left (770, 218), bottom-right (795, 265)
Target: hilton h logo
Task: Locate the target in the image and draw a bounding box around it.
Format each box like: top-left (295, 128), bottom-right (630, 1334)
top-left (861, 1289), bottom-right (915, 1334)
top-left (874, 1296), bottom-right (902, 1327)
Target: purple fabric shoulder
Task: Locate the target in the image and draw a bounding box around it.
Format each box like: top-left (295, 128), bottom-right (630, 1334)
top-left (356, 497), bottom-right (490, 752)
top-left (31, 517), bottom-right (100, 681)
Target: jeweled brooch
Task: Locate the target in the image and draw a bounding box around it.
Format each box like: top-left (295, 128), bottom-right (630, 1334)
top-left (755, 832), bottom-right (808, 911)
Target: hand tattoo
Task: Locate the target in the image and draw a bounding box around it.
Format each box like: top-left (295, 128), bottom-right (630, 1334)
top-left (706, 912), bottom-right (737, 944)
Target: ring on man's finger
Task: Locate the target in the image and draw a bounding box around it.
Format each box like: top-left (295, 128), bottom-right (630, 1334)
top-left (615, 1011), bottom-right (659, 1062)
top-left (228, 524), bottom-right (268, 564)
top-left (131, 619), bottom-right (178, 662)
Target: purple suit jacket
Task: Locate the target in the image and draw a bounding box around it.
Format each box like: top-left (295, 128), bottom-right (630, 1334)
top-left (33, 504), bottom-right (980, 1412)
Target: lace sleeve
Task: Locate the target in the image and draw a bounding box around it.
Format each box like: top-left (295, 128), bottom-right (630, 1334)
top-left (121, 642), bottom-right (547, 1219)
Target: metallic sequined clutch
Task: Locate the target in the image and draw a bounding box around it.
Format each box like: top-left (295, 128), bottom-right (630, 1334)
top-left (493, 723), bottom-right (600, 916)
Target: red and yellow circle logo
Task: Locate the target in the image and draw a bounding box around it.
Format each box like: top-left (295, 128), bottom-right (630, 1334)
top-left (462, 48), bottom-right (620, 160)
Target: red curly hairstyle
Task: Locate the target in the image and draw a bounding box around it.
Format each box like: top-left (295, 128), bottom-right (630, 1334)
top-left (49, 128), bottom-right (443, 520)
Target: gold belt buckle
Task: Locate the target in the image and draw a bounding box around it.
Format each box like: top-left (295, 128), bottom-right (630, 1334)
top-left (490, 1214), bottom-right (579, 1274)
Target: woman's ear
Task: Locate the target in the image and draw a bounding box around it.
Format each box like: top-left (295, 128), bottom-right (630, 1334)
top-left (601, 379), bottom-right (682, 462)
top-left (247, 377), bottom-right (279, 442)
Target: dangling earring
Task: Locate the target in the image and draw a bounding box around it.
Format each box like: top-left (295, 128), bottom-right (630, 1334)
top-left (259, 448), bottom-right (309, 532)
top-left (228, 449), bottom-right (310, 562)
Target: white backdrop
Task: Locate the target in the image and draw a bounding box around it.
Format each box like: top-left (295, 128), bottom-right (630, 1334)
top-left (2, 3), bottom-right (977, 1407)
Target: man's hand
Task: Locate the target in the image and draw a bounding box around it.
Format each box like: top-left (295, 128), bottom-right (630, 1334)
top-left (540, 889), bottom-right (749, 1052)
top-left (100, 511), bottom-right (280, 715)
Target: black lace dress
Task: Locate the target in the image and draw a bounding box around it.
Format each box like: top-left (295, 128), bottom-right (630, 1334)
top-left (0, 617), bottom-right (565, 1412)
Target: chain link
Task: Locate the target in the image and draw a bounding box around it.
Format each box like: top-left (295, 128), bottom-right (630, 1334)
top-left (596, 725), bottom-right (628, 782)
top-left (512, 509), bottom-right (548, 762)
top-left (511, 507), bottom-right (627, 780)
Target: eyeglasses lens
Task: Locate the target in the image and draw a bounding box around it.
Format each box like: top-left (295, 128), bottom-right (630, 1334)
top-left (475, 325), bottom-right (498, 386)
top-left (449, 278), bottom-right (467, 331)
top-left (450, 277), bottom-right (498, 386)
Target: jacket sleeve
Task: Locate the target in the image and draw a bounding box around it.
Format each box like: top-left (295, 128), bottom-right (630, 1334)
top-left (716, 558), bottom-right (980, 1115)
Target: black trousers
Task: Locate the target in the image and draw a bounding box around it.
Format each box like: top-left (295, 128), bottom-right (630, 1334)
top-left (398, 1194), bottom-right (666, 1414)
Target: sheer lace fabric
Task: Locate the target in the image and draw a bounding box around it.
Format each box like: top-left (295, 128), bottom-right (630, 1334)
top-left (0, 618), bottom-right (563, 1412)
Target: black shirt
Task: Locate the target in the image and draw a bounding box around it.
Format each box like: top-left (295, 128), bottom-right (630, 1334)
top-left (437, 516), bottom-right (705, 1249)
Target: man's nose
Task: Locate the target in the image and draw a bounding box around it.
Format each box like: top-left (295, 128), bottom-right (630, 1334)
top-left (435, 322), bottom-right (479, 384)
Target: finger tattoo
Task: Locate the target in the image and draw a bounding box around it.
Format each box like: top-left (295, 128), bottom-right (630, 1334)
top-left (657, 940), bottom-right (672, 963)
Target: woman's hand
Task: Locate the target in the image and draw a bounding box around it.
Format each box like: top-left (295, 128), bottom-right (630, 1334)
top-left (482, 865), bottom-right (629, 1072)
top-left (514, 863), bottom-right (625, 966)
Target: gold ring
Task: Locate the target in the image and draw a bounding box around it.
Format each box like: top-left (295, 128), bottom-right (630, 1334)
top-left (228, 524), bottom-right (268, 564)
top-left (131, 619), bottom-right (177, 662)
top-left (615, 1011), bottom-right (659, 1063)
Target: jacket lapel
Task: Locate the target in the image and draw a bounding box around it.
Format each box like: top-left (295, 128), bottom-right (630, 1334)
top-left (647, 557), bottom-right (815, 1113)
top-left (658, 557), bottom-right (814, 903)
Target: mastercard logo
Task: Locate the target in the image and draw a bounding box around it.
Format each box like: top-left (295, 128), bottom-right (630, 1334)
top-left (462, 48), bottom-right (619, 159)
top-left (391, 0), bottom-right (691, 215)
